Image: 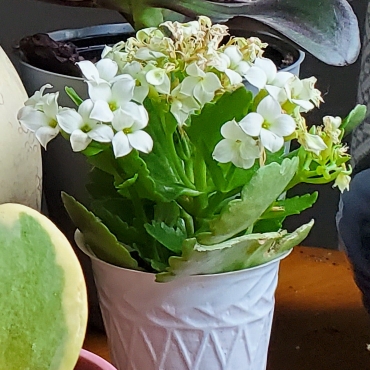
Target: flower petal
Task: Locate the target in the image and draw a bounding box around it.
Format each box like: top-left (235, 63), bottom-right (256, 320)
top-left (212, 139), bottom-right (235, 163)
top-left (239, 137), bottom-right (260, 159)
top-left (57, 108), bottom-right (83, 133)
top-left (87, 81), bottom-right (112, 102)
top-left (77, 99), bottom-right (97, 124)
top-left (223, 45), bottom-right (242, 66)
top-left (225, 69), bottom-right (243, 85)
top-left (112, 131), bottom-right (132, 157)
top-left (35, 126), bottom-right (59, 149)
top-left (254, 58), bottom-right (277, 83)
top-left (88, 124), bottom-right (114, 143)
top-left (133, 85), bottom-right (150, 104)
top-left (260, 128), bottom-right (284, 153)
top-left (257, 96), bottom-right (281, 122)
top-left (233, 156), bottom-right (256, 170)
top-left (180, 76), bottom-right (199, 96)
top-left (270, 114), bottom-right (296, 137)
top-left (128, 130), bottom-right (153, 153)
top-left (186, 63), bottom-right (204, 77)
top-left (112, 107), bottom-right (135, 131)
top-left (244, 66), bottom-right (267, 89)
top-left (18, 107), bottom-right (49, 132)
top-left (221, 120), bottom-right (245, 140)
top-left (95, 59), bottom-right (118, 81)
top-left (239, 112), bottom-right (263, 137)
top-left (70, 129), bottom-right (91, 152)
top-left (77, 61), bottom-right (99, 81)
top-left (193, 84), bottom-right (214, 105)
top-left (202, 73), bottom-right (222, 93)
top-left (90, 100), bottom-right (114, 122)
top-left (111, 75), bottom-right (136, 105)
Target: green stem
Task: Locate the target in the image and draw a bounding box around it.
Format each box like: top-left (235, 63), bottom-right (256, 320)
top-left (193, 149), bottom-right (208, 213)
top-left (128, 186), bottom-right (148, 223)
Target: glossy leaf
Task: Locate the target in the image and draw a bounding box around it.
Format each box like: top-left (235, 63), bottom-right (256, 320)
top-left (35, 0), bottom-right (360, 65)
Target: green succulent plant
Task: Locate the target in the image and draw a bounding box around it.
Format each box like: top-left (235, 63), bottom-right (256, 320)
top-left (35, 0), bottom-right (360, 66)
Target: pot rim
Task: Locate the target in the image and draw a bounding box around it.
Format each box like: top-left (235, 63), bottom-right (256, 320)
top-left (79, 349), bottom-right (116, 369)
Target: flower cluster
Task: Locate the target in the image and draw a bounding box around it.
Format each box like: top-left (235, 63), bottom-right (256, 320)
top-left (17, 17), bottom-right (361, 278)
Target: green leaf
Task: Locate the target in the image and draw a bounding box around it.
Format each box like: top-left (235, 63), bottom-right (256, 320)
top-left (341, 104), bottom-right (367, 136)
top-left (253, 192), bottom-right (318, 233)
top-left (65, 86), bottom-right (83, 106)
top-left (144, 219), bottom-right (187, 253)
top-left (86, 167), bottom-right (119, 200)
top-left (261, 192), bottom-right (318, 220)
top-left (90, 198), bottom-right (146, 247)
top-left (197, 157), bottom-right (299, 245)
top-left (156, 220), bottom-right (314, 282)
top-left (61, 192), bottom-right (140, 270)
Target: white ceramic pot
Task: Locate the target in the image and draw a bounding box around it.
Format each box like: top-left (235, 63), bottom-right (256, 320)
top-left (0, 46), bottom-right (42, 210)
top-left (75, 230), bottom-right (289, 370)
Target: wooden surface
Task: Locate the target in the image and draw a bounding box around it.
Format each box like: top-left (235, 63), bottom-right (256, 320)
top-left (83, 246), bottom-right (370, 369)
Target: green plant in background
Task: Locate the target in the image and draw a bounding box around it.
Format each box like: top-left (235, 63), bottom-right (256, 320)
top-left (34, 0), bottom-right (360, 66)
top-left (18, 17), bottom-right (365, 281)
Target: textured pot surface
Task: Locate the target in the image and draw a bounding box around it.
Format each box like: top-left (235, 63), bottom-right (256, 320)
top-left (76, 230), bottom-right (289, 370)
top-left (0, 46), bottom-right (42, 210)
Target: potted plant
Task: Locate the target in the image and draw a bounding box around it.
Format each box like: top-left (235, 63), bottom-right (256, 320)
top-left (13, 0), bottom-right (361, 332)
top-left (17, 15), bottom-right (365, 369)
top-left (0, 202), bottom-right (116, 369)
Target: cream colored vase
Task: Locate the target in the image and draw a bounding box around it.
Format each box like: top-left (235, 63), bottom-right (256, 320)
top-left (0, 47), bottom-right (42, 210)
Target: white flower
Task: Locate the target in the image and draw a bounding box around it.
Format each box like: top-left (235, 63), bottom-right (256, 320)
top-left (212, 119), bottom-right (260, 169)
top-left (239, 96), bottom-right (296, 153)
top-left (284, 76), bottom-right (323, 112)
top-left (170, 85), bottom-right (200, 126)
top-left (111, 102), bottom-right (153, 158)
top-left (145, 67), bottom-right (171, 95)
top-left (17, 84), bottom-right (60, 149)
top-left (333, 172), bottom-right (351, 192)
top-left (298, 132), bottom-right (327, 156)
top-left (210, 47), bottom-right (244, 85)
top-left (86, 74), bottom-right (136, 122)
top-left (134, 47), bottom-right (167, 61)
top-left (77, 59), bottom-right (118, 84)
top-left (181, 63), bottom-right (222, 105)
top-left (121, 61), bottom-right (149, 103)
top-left (253, 57), bottom-right (294, 97)
top-left (323, 116), bottom-right (342, 143)
top-left (57, 99), bottom-right (114, 152)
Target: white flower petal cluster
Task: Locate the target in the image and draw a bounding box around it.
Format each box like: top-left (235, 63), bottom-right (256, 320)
top-left (323, 115), bottom-right (342, 143)
top-left (57, 99), bottom-right (114, 152)
top-left (17, 84), bottom-right (60, 149)
top-left (239, 96), bottom-right (296, 153)
top-left (97, 16), bottom-right (269, 126)
top-left (212, 119), bottom-right (260, 169)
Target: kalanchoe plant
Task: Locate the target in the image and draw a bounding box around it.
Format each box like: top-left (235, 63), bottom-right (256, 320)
top-left (34, 0), bottom-right (360, 65)
top-left (18, 17), bottom-right (365, 281)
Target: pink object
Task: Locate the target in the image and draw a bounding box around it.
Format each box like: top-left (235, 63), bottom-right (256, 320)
top-left (74, 349), bottom-right (117, 370)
